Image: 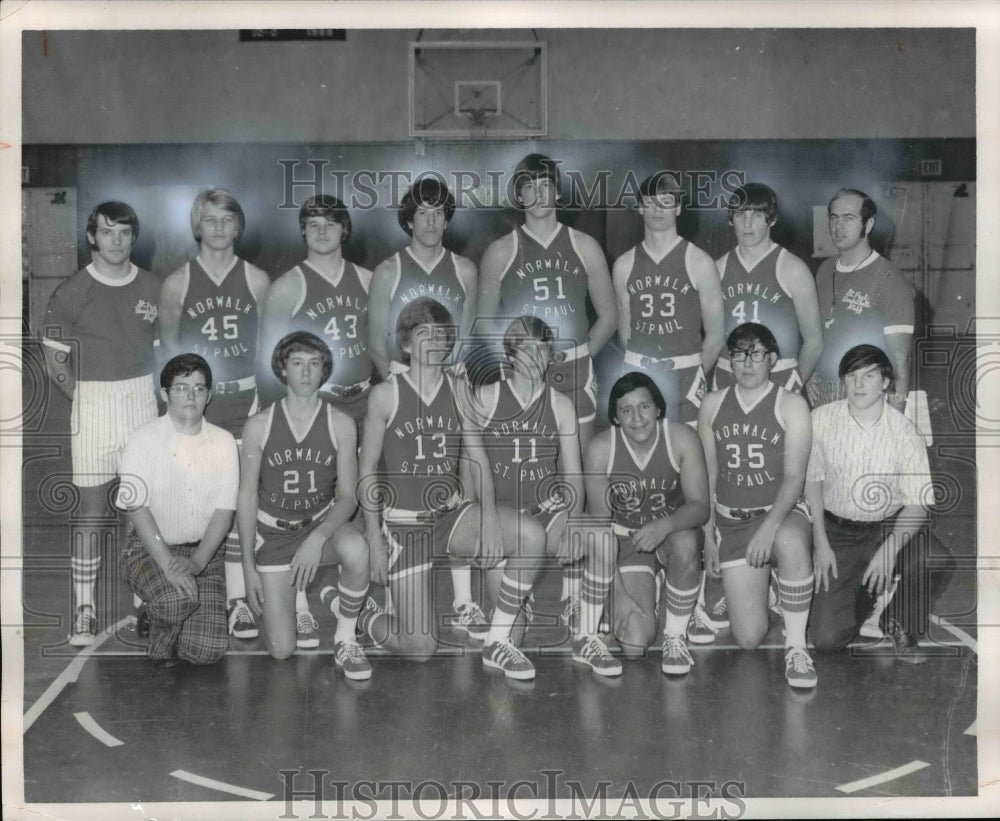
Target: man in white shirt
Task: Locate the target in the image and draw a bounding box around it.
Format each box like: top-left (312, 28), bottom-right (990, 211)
top-left (116, 354), bottom-right (239, 667)
top-left (805, 345), bottom-right (932, 662)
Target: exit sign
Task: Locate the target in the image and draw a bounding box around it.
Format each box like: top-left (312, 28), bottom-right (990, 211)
top-left (920, 159), bottom-right (943, 177)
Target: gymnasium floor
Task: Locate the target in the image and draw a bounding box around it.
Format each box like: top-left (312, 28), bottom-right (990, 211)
top-left (15, 336), bottom-right (980, 806)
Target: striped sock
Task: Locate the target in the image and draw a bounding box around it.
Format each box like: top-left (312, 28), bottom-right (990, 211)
top-left (71, 552), bottom-right (100, 610)
top-left (561, 559), bottom-right (583, 603)
top-left (664, 582), bottom-right (700, 637)
top-left (579, 566), bottom-right (613, 638)
top-left (223, 530), bottom-right (246, 601)
top-left (779, 574), bottom-right (814, 648)
top-left (487, 571), bottom-right (533, 644)
top-left (336, 583), bottom-right (369, 642)
top-left (356, 598), bottom-right (387, 647)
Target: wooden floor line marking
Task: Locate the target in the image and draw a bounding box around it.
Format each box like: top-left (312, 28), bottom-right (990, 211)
top-left (964, 721), bottom-right (976, 736)
top-left (836, 760), bottom-right (929, 793)
top-left (929, 614), bottom-right (977, 653)
top-left (23, 615), bottom-right (132, 732)
top-left (170, 769), bottom-right (274, 800)
top-left (73, 711), bottom-right (124, 747)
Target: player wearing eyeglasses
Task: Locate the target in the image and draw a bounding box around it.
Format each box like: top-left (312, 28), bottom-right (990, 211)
top-left (696, 323), bottom-right (817, 688)
top-left (116, 354), bottom-right (239, 667)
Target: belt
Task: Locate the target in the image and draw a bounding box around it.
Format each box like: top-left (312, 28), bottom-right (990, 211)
top-left (824, 510), bottom-right (883, 529)
top-left (553, 343), bottom-right (589, 364)
top-left (624, 350), bottom-right (702, 370)
top-left (716, 503), bottom-right (771, 521)
top-left (321, 378), bottom-right (371, 399)
top-left (212, 375), bottom-right (256, 396)
top-left (258, 504), bottom-right (329, 531)
top-left (384, 498), bottom-right (462, 524)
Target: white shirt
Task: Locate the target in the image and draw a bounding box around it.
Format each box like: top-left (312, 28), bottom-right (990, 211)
top-left (807, 398), bottom-right (931, 522)
top-left (116, 414), bottom-right (239, 544)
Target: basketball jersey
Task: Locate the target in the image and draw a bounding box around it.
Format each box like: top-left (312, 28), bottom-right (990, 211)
top-left (606, 420), bottom-right (684, 532)
top-left (43, 263), bottom-right (160, 381)
top-left (177, 257), bottom-right (259, 382)
top-left (709, 383), bottom-right (787, 511)
top-left (621, 239), bottom-right (703, 358)
top-left (386, 248), bottom-right (468, 358)
top-left (287, 259), bottom-right (373, 387)
top-left (718, 244), bottom-right (800, 361)
top-left (257, 400), bottom-right (339, 518)
top-left (479, 379), bottom-right (562, 511)
top-left (381, 371), bottom-right (464, 511)
top-left (497, 224), bottom-right (592, 350)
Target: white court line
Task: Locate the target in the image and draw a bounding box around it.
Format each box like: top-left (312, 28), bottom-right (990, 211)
top-left (23, 614), bottom-right (132, 732)
top-left (73, 711), bottom-right (124, 747)
top-left (965, 721), bottom-right (976, 736)
top-left (836, 760), bottom-right (930, 793)
top-left (930, 614), bottom-right (978, 653)
top-left (171, 769), bottom-right (274, 801)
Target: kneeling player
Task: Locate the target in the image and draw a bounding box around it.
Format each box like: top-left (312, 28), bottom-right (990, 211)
top-left (469, 316), bottom-right (620, 676)
top-left (585, 373), bottom-right (710, 674)
top-left (358, 298), bottom-right (547, 680)
top-left (237, 332), bottom-right (371, 679)
top-left (697, 323), bottom-right (816, 688)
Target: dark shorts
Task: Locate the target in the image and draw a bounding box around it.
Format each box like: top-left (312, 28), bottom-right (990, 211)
top-left (384, 501), bottom-right (474, 582)
top-left (254, 517), bottom-right (326, 571)
top-left (614, 528), bottom-right (658, 576)
top-left (203, 385), bottom-right (258, 438)
top-left (546, 351), bottom-right (596, 424)
top-left (715, 500), bottom-right (811, 569)
top-left (624, 351), bottom-right (707, 424)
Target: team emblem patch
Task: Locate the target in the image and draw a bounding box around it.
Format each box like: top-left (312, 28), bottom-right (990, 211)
top-left (135, 299), bottom-right (158, 322)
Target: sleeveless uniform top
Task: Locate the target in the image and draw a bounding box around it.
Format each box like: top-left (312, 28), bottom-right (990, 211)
top-left (286, 259), bottom-right (373, 388)
top-left (43, 263), bottom-right (160, 381)
top-left (479, 379), bottom-right (562, 512)
top-left (718, 244), bottom-right (801, 361)
top-left (177, 257), bottom-right (259, 383)
top-left (497, 224), bottom-right (592, 351)
top-left (709, 382), bottom-right (787, 512)
top-left (621, 239), bottom-right (703, 358)
top-left (257, 400), bottom-right (339, 519)
top-left (386, 248), bottom-right (468, 358)
top-left (606, 420), bottom-right (684, 533)
top-left (381, 371), bottom-right (464, 512)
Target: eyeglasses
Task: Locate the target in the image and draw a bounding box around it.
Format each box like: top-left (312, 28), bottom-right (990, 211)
top-left (729, 349), bottom-right (768, 363)
top-left (168, 384), bottom-right (210, 398)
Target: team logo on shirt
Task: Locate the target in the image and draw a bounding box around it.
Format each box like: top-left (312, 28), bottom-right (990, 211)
top-left (842, 289), bottom-right (872, 315)
top-left (134, 299), bottom-right (157, 323)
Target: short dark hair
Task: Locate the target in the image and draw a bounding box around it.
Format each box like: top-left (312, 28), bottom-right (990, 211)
top-left (727, 182), bottom-right (778, 223)
top-left (86, 201), bottom-right (139, 249)
top-left (828, 187), bottom-right (877, 225)
top-left (271, 331), bottom-right (334, 385)
top-left (398, 177), bottom-right (456, 236)
top-left (838, 343), bottom-right (895, 388)
top-left (191, 188), bottom-right (245, 242)
top-left (608, 371), bottom-right (667, 425)
top-left (638, 171), bottom-right (686, 209)
top-left (511, 153), bottom-right (561, 205)
top-left (503, 315), bottom-right (555, 361)
top-left (160, 353), bottom-right (213, 390)
top-left (299, 195), bottom-right (351, 243)
top-left (395, 298), bottom-right (456, 365)
top-left (726, 322), bottom-right (781, 357)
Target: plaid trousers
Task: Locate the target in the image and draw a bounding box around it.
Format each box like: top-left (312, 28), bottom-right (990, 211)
top-left (119, 530), bottom-right (228, 664)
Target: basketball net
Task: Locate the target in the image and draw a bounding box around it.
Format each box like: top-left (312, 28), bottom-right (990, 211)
top-left (461, 108), bottom-right (494, 140)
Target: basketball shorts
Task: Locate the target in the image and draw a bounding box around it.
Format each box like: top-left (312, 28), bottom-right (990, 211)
top-left (715, 500), bottom-right (811, 569)
top-left (613, 527), bottom-right (659, 576)
top-left (319, 380), bottom-right (372, 426)
top-left (72, 374), bottom-right (158, 487)
top-left (624, 350), bottom-right (706, 424)
top-left (714, 357), bottom-right (803, 395)
top-left (383, 501), bottom-right (474, 583)
top-left (546, 346), bottom-right (597, 425)
top-left (203, 382), bottom-right (258, 438)
top-left (254, 516), bottom-right (328, 573)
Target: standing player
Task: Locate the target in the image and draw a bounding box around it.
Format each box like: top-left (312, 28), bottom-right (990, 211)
top-left (477, 153), bottom-right (616, 452)
top-left (368, 177), bottom-right (477, 378)
top-left (585, 373), bottom-right (710, 675)
top-left (809, 188), bottom-right (914, 412)
top-left (469, 316), bottom-right (620, 676)
top-left (714, 182), bottom-right (823, 394)
top-left (357, 298), bottom-right (547, 680)
top-left (159, 188), bottom-right (271, 641)
top-left (697, 323), bottom-right (817, 689)
top-left (237, 333), bottom-right (371, 677)
top-left (42, 201), bottom-right (160, 645)
top-left (612, 172), bottom-right (725, 424)
top-left (259, 196), bottom-right (373, 427)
